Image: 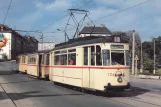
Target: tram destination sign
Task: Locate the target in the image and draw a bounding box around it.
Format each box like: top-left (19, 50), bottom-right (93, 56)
top-left (111, 45), bottom-right (124, 49)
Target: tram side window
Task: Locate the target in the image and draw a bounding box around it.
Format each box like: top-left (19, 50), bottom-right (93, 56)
top-left (28, 55), bottom-right (36, 64)
top-left (96, 45), bottom-right (102, 66)
top-left (46, 54), bottom-right (50, 65)
top-left (61, 54), bottom-right (67, 65)
top-left (102, 50), bottom-right (110, 66)
top-left (68, 53), bottom-right (76, 65)
top-left (54, 55), bottom-right (60, 65)
top-left (84, 47), bottom-right (88, 65)
top-left (22, 56), bottom-right (25, 63)
top-left (91, 46), bottom-right (95, 66)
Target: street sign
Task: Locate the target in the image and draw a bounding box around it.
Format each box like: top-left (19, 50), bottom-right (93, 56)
top-left (135, 55), bottom-right (139, 60)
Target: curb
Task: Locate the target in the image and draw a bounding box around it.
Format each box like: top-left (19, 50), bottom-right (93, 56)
top-left (138, 75), bottom-right (161, 80)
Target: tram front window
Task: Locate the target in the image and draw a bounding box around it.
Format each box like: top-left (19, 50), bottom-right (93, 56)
top-left (111, 51), bottom-right (124, 65)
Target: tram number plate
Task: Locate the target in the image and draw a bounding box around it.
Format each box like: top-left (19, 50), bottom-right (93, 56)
top-left (107, 73), bottom-right (115, 76)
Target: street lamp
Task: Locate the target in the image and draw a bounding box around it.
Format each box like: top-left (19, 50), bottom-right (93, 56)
top-left (57, 29), bottom-right (69, 42)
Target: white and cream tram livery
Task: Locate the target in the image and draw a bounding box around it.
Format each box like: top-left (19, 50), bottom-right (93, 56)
top-left (49, 36), bottom-right (130, 91)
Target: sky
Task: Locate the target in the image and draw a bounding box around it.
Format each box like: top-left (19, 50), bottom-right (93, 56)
top-left (0, 0), bottom-right (161, 43)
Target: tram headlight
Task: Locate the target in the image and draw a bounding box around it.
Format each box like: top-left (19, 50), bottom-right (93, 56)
top-left (117, 76), bottom-right (123, 83)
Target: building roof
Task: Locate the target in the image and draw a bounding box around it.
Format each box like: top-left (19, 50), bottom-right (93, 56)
top-left (79, 26), bottom-right (111, 34)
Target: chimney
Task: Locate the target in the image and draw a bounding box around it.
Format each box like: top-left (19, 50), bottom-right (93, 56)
top-left (100, 24), bottom-right (105, 27)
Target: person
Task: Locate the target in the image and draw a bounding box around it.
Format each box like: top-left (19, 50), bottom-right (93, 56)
top-left (69, 59), bottom-right (73, 65)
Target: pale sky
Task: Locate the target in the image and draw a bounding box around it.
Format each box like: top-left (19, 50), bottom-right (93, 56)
top-left (0, 0), bottom-right (160, 43)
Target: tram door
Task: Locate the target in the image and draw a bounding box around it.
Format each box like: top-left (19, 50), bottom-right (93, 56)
top-left (83, 47), bottom-right (90, 88)
top-left (38, 54), bottom-right (42, 77)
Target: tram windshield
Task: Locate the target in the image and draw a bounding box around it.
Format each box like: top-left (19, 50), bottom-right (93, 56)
top-left (111, 50), bottom-right (124, 65)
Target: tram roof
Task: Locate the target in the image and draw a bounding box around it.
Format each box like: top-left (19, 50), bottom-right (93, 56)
top-left (52, 35), bottom-right (129, 51)
top-left (18, 50), bottom-right (50, 56)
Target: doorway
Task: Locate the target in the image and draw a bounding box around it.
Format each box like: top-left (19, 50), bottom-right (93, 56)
top-left (39, 54), bottom-right (42, 77)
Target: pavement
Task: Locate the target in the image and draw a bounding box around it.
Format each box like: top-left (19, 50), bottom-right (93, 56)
top-left (0, 61), bottom-right (161, 107)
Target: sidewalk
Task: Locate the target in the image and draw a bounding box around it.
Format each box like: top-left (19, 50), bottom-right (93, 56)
top-left (0, 85), bottom-right (16, 107)
top-left (131, 74), bottom-right (161, 80)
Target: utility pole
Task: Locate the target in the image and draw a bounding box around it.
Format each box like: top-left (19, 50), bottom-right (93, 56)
top-left (153, 39), bottom-right (156, 74)
top-left (140, 41), bottom-right (143, 73)
top-left (132, 30), bottom-right (135, 75)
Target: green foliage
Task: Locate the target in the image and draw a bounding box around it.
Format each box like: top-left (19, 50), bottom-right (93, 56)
top-left (142, 36), bottom-right (161, 73)
top-left (143, 58), bottom-right (153, 73)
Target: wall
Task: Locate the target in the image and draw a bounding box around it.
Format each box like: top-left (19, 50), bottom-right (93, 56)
top-left (38, 42), bottom-right (56, 51)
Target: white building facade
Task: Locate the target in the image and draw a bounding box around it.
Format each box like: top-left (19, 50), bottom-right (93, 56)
top-left (38, 42), bottom-right (56, 51)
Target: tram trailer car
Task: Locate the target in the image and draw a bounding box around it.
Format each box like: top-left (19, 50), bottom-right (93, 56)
top-left (18, 50), bottom-right (50, 79)
top-left (49, 36), bottom-right (131, 92)
top-left (18, 54), bottom-right (28, 73)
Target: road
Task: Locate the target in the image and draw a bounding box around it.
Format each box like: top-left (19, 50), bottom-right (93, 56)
top-left (130, 76), bottom-right (161, 91)
top-left (0, 61), bottom-right (161, 107)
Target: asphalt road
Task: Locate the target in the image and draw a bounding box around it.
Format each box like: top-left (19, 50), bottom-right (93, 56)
top-left (0, 61), bottom-right (161, 107)
top-left (130, 76), bottom-right (161, 91)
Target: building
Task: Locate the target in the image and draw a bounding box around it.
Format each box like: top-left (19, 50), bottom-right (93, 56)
top-left (79, 24), bottom-right (112, 37)
top-left (0, 24), bottom-right (38, 60)
top-left (38, 42), bottom-right (56, 51)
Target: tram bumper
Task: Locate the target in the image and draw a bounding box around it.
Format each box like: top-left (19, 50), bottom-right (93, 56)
top-left (104, 82), bottom-right (130, 91)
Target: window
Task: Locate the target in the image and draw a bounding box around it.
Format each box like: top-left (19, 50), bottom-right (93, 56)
top-left (54, 55), bottom-right (60, 65)
top-left (61, 50), bottom-right (67, 54)
top-left (111, 50), bottom-right (124, 65)
top-left (84, 47), bottom-right (88, 65)
top-left (54, 51), bottom-right (60, 54)
top-left (91, 46), bottom-right (95, 66)
top-left (68, 53), bottom-right (76, 65)
top-left (114, 36), bottom-right (121, 42)
top-left (46, 54), bottom-right (50, 65)
top-left (28, 55), bottom-right (36, 64)
top-left (96, 45), bottom-right (102, 66)
top-left (68, 49), bottom-right (76, 53)
top-left (61, 54), bottom-right (67, 65)
top-left (22, 56), bottom-right (26, 63)
top-left (102, 50), bottom-right (110, 66)
top-left (126, 50), bottom-right (130, 66)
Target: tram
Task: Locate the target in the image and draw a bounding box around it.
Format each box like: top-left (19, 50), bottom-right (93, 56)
top-left (18, 50), bottom-right (50, 79)
top-left (17, 35), bottom-right (130, 92)
top-left (49, 35), bottom-right (130, 91)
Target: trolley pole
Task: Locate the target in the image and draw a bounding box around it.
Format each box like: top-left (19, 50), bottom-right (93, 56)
top-left (132, 30), bottom-right (135, 75)
top-left (153, 39), bottom-right (156, 74)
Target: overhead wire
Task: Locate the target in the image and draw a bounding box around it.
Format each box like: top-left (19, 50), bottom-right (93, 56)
top-left (31, 0), bottom-right (94, 35)
top-left (93, 0), bottom-right (153, 22)
top-left (3, 0), bottom-right (12, 24)
top-left (68, 0), bottom-right (153, 32)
